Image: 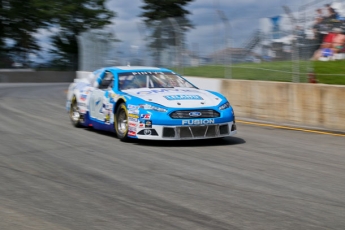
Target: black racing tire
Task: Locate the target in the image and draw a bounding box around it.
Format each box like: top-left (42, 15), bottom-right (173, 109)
top-left (69, 95), bottom-right (82, 127)
top-left (114, 103), bottom-right (129, 141)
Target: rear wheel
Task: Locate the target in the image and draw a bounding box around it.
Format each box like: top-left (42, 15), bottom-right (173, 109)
top-left (69, 95), bottom-right (82, 127)
top-left (115, 103), bottom-right (129, 141)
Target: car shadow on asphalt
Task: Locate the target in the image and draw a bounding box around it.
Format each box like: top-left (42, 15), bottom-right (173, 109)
top-left (85, 128), bottom-right (245, 147)
top-left (133, 136), bottom-right (246, 147)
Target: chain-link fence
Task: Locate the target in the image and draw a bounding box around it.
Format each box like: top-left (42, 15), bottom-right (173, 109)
top-left (78, 30), bottom-right (115, 72)
top-left (78, 2), bottom-right (345, 83)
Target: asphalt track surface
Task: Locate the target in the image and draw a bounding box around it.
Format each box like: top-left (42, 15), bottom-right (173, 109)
top-left (0, 83), bottom-right (345, 230)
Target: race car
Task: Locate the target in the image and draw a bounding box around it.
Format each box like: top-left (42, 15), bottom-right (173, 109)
top-left (66, 66), bottom-right (237, 141)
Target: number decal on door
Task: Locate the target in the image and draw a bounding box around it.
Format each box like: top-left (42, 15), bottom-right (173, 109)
top-left (89, 90), bottom-right (104, 121)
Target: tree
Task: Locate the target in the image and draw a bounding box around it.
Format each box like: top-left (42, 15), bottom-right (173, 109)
top-left (0, 0), bottom-right (6, 51)
top-left (47, 0), bottom-right (115, 70)
top-left (0, 0), bottom-right (8, 66)
top-left (0, 0), bottom-right (49, 66)
top-left (139, 0), bottom-right (194, 66)
top-left (0, 0), bottom-right (115, 69)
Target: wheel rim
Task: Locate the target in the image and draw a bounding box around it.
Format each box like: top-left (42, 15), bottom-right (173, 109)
top-left (70, 100), bottom-right (80, 122)
top-left (117, 109), bottom-right (127, 135)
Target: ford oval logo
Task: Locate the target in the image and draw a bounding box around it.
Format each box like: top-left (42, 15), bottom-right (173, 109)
top-left (189, 111), bottom-right (202, 117)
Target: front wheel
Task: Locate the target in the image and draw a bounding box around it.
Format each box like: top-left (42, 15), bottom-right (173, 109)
top-left (115, 103), bottom-right (129, 141)
top-left (69, 95), bottom-right (82, 127)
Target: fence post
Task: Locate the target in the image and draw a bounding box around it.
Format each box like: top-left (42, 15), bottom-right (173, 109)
top-left (168, 18), bottom-right (183, 74)
top-left (217, 10), bottom-right (232, 79)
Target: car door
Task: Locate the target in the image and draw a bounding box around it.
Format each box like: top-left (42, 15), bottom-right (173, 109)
top-left (88, 71), bottom-right (115, 130)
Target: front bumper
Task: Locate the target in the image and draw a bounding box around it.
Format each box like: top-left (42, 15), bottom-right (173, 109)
top-left (131, 121), bottom-right (237, 140)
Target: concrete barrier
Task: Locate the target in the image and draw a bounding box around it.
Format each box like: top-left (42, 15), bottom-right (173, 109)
top-left (185, 76), bottom-right (345, 132)
top-left (0, 71), bottom-right (75, 83)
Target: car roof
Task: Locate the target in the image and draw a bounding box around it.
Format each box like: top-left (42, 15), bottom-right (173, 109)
top-left (106, 66), bottom-right (172, 73)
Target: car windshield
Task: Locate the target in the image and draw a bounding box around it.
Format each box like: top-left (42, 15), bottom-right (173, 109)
top-left (118, 71), bottom-right (195, 90)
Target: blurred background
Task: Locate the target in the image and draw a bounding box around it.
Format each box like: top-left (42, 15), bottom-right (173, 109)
top-left (1, 0), bottom-right (345, 84)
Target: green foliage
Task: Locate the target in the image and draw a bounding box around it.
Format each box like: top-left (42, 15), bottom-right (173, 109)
top-left (0, 1), bottom-right (6, 51)
top-left (46, 0), bottom-right (115, 34)
top-left (0, 0), bottom-right (49, 65)
top-left (46, 0), bottom-right (116, 70)
top-left (0, 0), bottom-right (115, 68)
top-left (141, 0), bottom-right (194, 23)
top-left (313, 60), bottom-right (345, 84)
top-left (139, 0), bottom-right (194, 65)
top-left (49, 33), bottom-right (79, 70)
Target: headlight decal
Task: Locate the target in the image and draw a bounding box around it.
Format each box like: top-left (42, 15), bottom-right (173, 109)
top-left (219, 101), bottom-right (230, 110)
top-left (139, 104), bottom-right (167, 112)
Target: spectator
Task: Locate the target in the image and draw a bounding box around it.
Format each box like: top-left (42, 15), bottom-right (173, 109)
top-left (315, 8), bottom-right (324, 20)
top-left (311, 28), bottom-right (337, 60)
top-left (312, 17), bottom-right (326, 51)
top-left (325, 4), bottom-right (339, 20)
top-left (331, 28), bottom-right (345, 54)
top-left (311, 28), bottom-right (345, 60)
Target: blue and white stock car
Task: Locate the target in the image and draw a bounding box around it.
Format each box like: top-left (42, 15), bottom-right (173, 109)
top-left (66, 66), bottom-right (237, 141)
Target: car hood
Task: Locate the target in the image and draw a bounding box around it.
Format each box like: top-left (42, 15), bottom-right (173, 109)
top-left (122, 88), bottom-right (223, 108)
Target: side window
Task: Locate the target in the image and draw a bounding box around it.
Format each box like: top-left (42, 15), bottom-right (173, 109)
top-left (99, 72), bottom-right (114, 90)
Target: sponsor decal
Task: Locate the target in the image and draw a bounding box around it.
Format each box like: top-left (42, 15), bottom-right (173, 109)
top-left (132, 71), bottom-right (163, 75)
top-left (164, 95), bottom-right (203, 100)
top-left (108, 92), bottom-right (119, 103)
top-left (104, 103), bottom-right (113, 110)
top-left (189, 111), bottom-right (202, 117)
top-left (129, 114), bottom-right (139, 119)
top-left (137, 129), bottom-right (158, 136)
top-left (139, 104), bottom-right (166, 112)
top-left (128, 126), bottom-right (137, 132)
top-left (139, 122), bottom-right (145, 128)
top-left (129, 122), bottom-right (137, 128)
top-left (129, 117), bottom-right (138, 122)
top-left (82, 88), bottom-right (92, 94)
top-left (80, 94), bottom-right (87, 101)
top-left (182, 119), bottom-right (215, 125)
top-left (140, 114), bottom-right (151, 119)
top-left (128, 104), bottom-right (139, 110)
top-left (128, 131), bottom-right (136, 136)
top-left (128, 109), bottom-right (139, 115)
top-left (136, 89), bottom-right (199, 95)
top-left (77, 102), bottom-right (87, 107)
top-left (79, 109), bottom-right (86, 114)
top-left (136, 91), bottom-right (151, 95)
top-left (145, 120), bottom-right (152, 128)
top-left (143, 129), bottom-right (152, 135)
